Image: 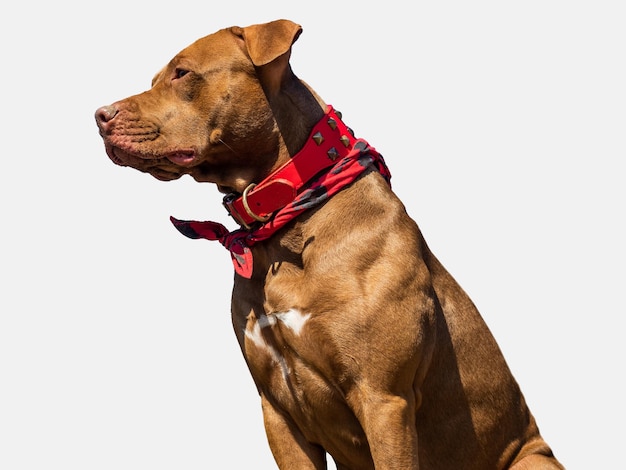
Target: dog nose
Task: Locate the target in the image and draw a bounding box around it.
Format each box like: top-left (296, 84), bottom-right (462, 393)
top-left (95, 105), bottom-right (118, 129)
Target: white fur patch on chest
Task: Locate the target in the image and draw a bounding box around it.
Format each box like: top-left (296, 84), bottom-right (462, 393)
top-left (274, 308), bottom-right (311, 335)
top-left (244, 308), bottom-right (311, 380)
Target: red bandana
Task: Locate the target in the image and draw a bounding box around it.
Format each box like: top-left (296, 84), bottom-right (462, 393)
top-left (170, 106), bottom-right (391, 278)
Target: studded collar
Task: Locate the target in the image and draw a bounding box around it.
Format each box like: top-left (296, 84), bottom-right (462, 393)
top-left (222, 105), bottom-right (358, 229)
top-left (170, 105), bottom-right (391, 278)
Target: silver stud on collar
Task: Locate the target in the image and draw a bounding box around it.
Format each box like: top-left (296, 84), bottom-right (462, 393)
top-left (327, 147), bottom-right (339, 161)
top-left (312, 132), bottom-right (324, 145)
top-left (340, 135), bottom-right (350, 147)
top-left (327, 118), bottom-right (337, 130)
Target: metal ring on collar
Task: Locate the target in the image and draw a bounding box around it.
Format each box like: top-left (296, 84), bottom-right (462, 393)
top-left (242, 183), bottom-right (272, 223)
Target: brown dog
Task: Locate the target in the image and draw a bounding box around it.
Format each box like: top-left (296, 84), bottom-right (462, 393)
top-left (95, 19), bottom-right (563, 470)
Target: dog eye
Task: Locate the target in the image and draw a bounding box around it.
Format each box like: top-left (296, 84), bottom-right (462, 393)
top-left (174, 68), bottom-right (190, 80)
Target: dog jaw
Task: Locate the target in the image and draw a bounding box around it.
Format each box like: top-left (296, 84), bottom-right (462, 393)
top-left (100, 136), bottom-right (197, 181)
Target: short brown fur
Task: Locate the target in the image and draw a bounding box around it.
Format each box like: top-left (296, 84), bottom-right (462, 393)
top-left (96, 19), bottom-right (564, 470)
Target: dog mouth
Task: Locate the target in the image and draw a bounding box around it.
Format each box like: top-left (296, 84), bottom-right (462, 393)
top-left (104, 144), bottom-right (197, 181)
top-left (165, 151), bottom-right (196, 166)
top-left (107, 146), bottom-right (128, 167)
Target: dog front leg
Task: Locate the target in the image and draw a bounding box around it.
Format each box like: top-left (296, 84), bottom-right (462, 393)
top-left (356, 392), bottom-right (419, 470)
top-left (261, 394), bottom-right (327, 469)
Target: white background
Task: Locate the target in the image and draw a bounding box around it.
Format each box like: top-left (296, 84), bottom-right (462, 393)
top-left (1, 1), bottom-right (624, 468)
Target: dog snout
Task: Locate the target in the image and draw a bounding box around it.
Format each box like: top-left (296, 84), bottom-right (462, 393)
top-left (95, 105), bottom-right (118, 131)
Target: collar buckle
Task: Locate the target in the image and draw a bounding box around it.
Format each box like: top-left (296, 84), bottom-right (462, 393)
top-left (242, 183), bottom-right (272, 224)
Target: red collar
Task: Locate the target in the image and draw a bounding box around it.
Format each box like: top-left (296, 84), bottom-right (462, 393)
top-left (222, 106), bottom-right (358, 229)
top-left (170, 105), bottom-right (391, 278)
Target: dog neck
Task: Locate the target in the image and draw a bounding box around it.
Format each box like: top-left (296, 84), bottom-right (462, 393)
top-left (223, 106), bottom-right (358, 229)
top-left (170, 105), bottom-right (391, 278)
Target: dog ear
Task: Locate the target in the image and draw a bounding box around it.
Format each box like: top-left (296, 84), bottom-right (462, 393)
top-left (235, 19), bottom-right (303, 67)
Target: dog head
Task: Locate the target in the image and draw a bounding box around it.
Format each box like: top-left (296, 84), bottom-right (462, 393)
top-left (95, 19), bottom-right (309, 194)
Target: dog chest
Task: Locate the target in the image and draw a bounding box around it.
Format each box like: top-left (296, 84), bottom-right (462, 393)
top-left (244, 311), bottom-right (345, 400)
